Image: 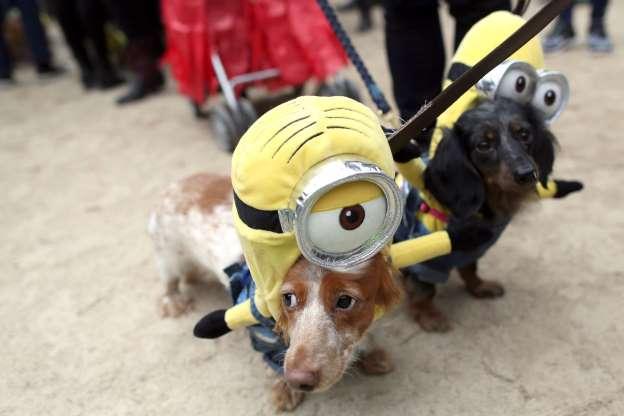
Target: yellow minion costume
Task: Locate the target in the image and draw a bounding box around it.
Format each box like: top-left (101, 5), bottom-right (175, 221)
top-left (397, 11), bottom-right (568, 235)
top-left (194, 95), bottom-right (480, 349)
top-left (393, 11), bottom-right (579, 285)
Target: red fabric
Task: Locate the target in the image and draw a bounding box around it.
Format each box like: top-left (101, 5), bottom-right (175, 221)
top-left (419, 202), bottom-right (449, 223)
top-left (161, 0), bottom-right (348, 104)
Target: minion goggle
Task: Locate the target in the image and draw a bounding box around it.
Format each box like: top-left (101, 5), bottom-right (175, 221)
top-left (476, 60), bottom-right (570, 123)
top-left (271, 155), bottom-right (403, 270)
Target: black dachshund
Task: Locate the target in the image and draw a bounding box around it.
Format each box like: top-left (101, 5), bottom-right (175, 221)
top-left (396, 97), bottom-right (583, 332)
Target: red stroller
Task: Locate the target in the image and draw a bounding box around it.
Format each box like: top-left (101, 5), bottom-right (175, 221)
top-left (161, 0), bottom-right (360, 151)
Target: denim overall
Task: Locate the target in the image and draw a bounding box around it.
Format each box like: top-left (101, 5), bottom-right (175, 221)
top-left (394, 184), bottom-right (510, 284)
top-left (225, 263), bottom-right (287, 374)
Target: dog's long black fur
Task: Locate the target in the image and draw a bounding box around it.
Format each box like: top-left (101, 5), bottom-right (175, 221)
top-left (424, 97), bottom-right (557, 220)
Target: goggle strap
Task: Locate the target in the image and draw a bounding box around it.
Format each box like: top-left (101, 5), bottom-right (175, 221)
top-left (233, 191), bottom-right (283, 234)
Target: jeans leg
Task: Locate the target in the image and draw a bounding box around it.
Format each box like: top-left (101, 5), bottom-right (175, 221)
top-left (16, 0), bottom-right (52, 66)
top-left (590, 0), bottom-right (608, 22)
top-left (559, 5), bottom-right (573, 26)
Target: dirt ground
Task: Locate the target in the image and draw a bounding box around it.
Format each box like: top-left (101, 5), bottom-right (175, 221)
top-left (2, 3), bottom-right (624, 415)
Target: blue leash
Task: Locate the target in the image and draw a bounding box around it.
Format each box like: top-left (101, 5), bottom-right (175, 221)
top-left (316, 0), bottom-right (392, 116)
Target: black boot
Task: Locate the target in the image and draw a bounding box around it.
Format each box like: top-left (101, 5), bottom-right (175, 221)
top-left (116, 70), bottom-right (164, 105)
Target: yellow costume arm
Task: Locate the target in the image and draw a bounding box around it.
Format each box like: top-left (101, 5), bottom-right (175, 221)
top-left (194, 300), bottom-right (260, 339)
top-left (225, 300), bottom-right (259, 329)
top-left (396, 158), bottom-right (427, 190)
top-left (390, 231), bottom-right (452, 269)
top-left (537, 180), bottom-right (558, 198)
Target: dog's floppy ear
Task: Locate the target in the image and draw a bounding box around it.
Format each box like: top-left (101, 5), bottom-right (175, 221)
top-left (532, 125), bottom-right (557, 188)
top-left (526, 106), bottom-right (557, 187)
top-left (374, 255), bottom-right (403, 312)
top-left (425, 126), bottom-right (485, 219)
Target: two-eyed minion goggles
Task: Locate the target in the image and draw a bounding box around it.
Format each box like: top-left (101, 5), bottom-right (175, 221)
top-left (275, 155), bottom-right (403, 271)
top-left (476, 60), bottom-right (570, 123)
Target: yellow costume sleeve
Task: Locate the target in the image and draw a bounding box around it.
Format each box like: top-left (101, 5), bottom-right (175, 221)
top-left (396, 158), bottom-right (427, 190)
top-left (390, 231), bottom-right (452, 269)
top-left (224, 300), bottom-right (259, 330)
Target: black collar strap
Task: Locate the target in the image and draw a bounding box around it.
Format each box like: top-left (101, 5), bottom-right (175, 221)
top-left (388, 0), bottom-right (572, 154)
top-left (447, 62), bottom-right (471, 83)
top-left (233, 191), bottom-right (284, 233)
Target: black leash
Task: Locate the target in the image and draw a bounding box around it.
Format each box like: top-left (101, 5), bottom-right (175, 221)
top-left (316, 0), bottom-right (570, 154)
top-left (388, 0), bottom-right (572, 153)
top-left (315, 0), bottom-right (392, 115)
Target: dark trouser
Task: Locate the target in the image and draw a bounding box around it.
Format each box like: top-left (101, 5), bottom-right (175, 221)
top-left (384, 0), bottom-right (510, 122)
top-left (0, 0), bottom-right (52, 77)
top-left (560, 0), bottom-right (609, 27)
top-left (107, 0), bottom-right (163, 79)
top-left (51, 0), bottom-right (112, 72)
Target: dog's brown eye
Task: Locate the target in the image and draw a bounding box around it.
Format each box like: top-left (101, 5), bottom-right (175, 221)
top-left (335, 295), bottom-right (356, 310)
top-left (477, 141), bottom-right (492, 152)
top-left (283, 293), bottom-right (298, 309)
top-left (339, 205), bottom-right (365, 230)
top-left (517, 128), bottom-right (531, 143)
top-left (544, 90), bottom-right (557, 106)
top-left (515, 76), bottom-right (527, 93)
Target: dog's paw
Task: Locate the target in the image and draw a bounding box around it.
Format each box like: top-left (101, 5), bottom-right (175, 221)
top-left (271, 378), bottom-right (305, 412)
top-left (159, 293), bottom-right (193, 318)
top-left (410, 301), bottom-right (451, 333)
top-left (466, 279), bottom-right (505, 299)
top-left (358, 348), bottom-right (394, 375)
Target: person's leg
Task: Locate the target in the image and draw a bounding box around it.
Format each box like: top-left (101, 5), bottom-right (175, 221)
top-left (588, 0), bottom-right (613, 52)
top-left (543, 5), bottom-right (576, 53)
top-left (52, 0), bottom-right (95, 87)
top-left (15, 0), bottom-right (62, 74)
top-left (0, 0), bottom-right (13, 79)
top-left (109, 0), bottom-right (164, 103)
top-left (357, 0), bottom-right (373, 32)
top-left (384, 0), bottom-right (445, 124)
top-left (77, 0), bottom-right (123, 87)
top-left (448, 0), bottom-right (511, 50)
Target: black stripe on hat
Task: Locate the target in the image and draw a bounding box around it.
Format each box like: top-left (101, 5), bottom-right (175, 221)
top-left (233, 191), bottom-right (283, 234)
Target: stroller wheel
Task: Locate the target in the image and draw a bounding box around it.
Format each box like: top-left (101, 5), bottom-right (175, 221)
top-left (334, 77), bottom-right (361, 102)
top-left (209, 98), bottom-right (258, 152)
top-left (230, 98), bottom-right (258, 150)
top-left (209, 102), bottom-right (238, 152)
top-left (316, 81), bottom-right (339, 97)
top-left (317, 77), bottom-right (361, 102)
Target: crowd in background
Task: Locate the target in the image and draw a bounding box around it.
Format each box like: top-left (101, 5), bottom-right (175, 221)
top-left (0, 0), bottom-right (615, 109)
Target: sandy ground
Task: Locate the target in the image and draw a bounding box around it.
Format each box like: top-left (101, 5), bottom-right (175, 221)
top-left (2, 3), bottom-right (624, 415)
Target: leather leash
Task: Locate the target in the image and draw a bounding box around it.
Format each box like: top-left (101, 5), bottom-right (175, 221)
top-left (388, 0), bottom-right (572, 153)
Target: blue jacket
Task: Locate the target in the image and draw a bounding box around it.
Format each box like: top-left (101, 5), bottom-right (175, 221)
top-left (225, 263), bottom-right (287, 374)
top-left (393, 183), bottom-right (509, 284)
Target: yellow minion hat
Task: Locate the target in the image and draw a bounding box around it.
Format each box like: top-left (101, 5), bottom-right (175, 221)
top-left (231, 95), bottom-right (395, 323)
top-left (193, 96), bottom-right (454, 339)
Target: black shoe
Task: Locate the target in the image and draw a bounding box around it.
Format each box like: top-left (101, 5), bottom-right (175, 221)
top-left (116, 71), bottom-right (164, 105)
top-left (36, 62), bottom-right (65, 78)
top-left (588, 21), bottom-right (614, 53)
top-left (97, 69), bottom-right (125, 90)
top-left (543, 19), bottom-right (575, 53)
top-left (80, 69), bottom-right (97, 90)
top-left (0, 73), bottom-right (15, 88)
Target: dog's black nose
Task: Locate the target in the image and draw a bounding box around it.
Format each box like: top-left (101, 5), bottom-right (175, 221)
top-left (513, 166), bottom-right (537, 185)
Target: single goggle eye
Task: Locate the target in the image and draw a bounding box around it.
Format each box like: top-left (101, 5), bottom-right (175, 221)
top-left (544, 89), bottom-right (557, 106)
top-left (339, 205), bottom-right (365, 230)
top-left (515, 76), bottom-right (527, 93)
